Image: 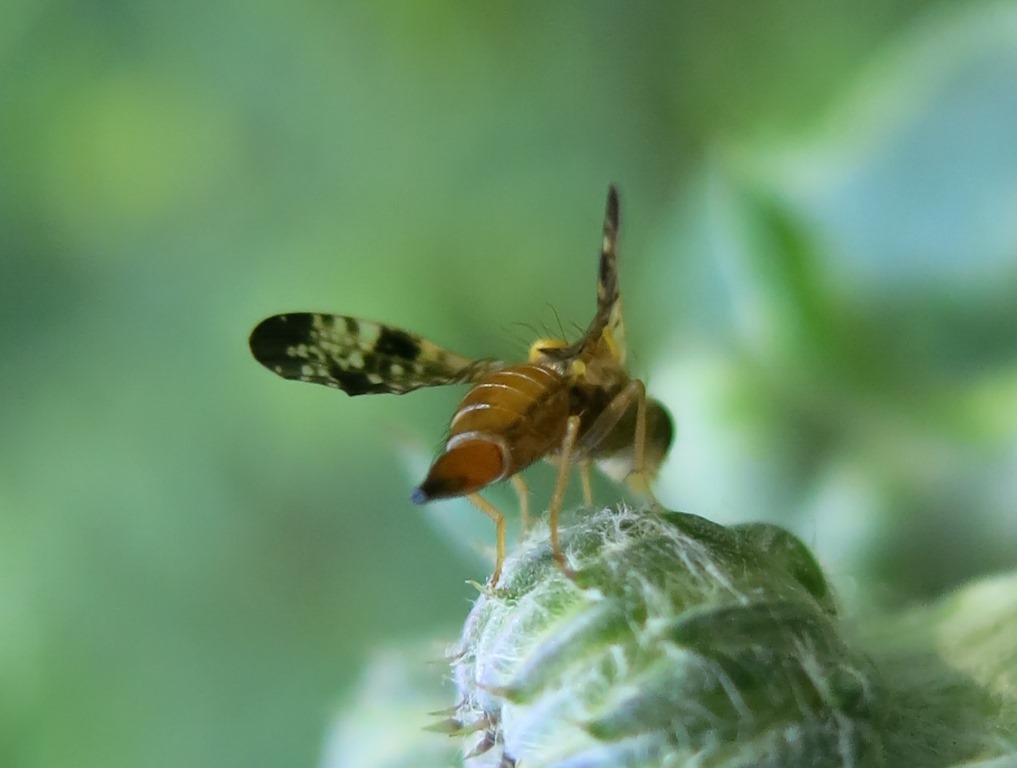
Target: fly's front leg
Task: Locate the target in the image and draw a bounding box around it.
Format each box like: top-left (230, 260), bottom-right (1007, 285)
top-left (577, 378), bottom-right (657, 501)
top-left (628, 378), bottom-right (654, 500)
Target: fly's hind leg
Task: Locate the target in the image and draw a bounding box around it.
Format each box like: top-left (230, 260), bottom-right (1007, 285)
top-left (468, 494), bottom-right (507, 589)
top-left (549, 415), bottom-right (582, 577)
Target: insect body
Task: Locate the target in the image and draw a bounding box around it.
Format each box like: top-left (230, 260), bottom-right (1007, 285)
top-left (412, 364), bottom-right (570, 502)
top-left (249, 186), bottom-right (673, 586)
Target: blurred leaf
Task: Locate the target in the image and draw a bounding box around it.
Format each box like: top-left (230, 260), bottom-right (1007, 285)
top-left (744, 1), bottom-right (1017, 286)
top-left (656, 0), bottom-right (1017, 605)
top-left (320, 642), bottom-right (459, 768)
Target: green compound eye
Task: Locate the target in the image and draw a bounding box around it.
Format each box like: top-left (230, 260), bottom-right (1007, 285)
top-left (443, 505), bottom-right (878, 767)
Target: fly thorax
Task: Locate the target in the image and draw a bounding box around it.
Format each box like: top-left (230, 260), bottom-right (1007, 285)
top-left (527, 338), bottom-right (568, 367)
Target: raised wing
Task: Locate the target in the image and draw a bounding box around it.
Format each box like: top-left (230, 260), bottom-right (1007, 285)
top-left (249, 313), bottom-right (504, 396)
top-left (590, 184), bottom-right (626, 362)
top-left (544, 184), bottom-right (627, 364)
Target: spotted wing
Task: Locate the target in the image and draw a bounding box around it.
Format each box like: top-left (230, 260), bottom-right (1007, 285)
top-left (546, 184), bottom-right (627, 364)
top-left (249, 313), bottom-right (505, 395)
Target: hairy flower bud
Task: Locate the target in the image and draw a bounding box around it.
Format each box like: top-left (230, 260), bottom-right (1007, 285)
top-left (442, 505), bottom-right (880, 768)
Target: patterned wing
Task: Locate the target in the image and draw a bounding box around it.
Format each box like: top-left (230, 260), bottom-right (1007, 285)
top-left (544, 184), bottom-right (627, 364)
top-left (589, 184), bottom-right (626, 362)
top-left (249, 313), bottom-right (505, 395)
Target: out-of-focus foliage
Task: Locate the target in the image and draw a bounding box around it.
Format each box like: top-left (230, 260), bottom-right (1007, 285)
top-left (654, 0), bottom-right (1017, 607)
top-left (2, 2), bottom-right (1015, 768)
top-left (320, 643), bottom-right (458, 768)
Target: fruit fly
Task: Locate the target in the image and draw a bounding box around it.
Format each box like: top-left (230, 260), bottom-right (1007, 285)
top-left (249, 186), bottom-right (673, 586)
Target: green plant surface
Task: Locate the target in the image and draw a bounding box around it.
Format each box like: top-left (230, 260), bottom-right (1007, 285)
top-left (3, 2), bottom-right (1017, 768)
top-left (324, 505), bottom-right (1016, 767)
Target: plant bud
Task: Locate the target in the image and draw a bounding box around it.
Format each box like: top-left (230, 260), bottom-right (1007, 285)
top-left (443, 505), bottom-right (880, 767)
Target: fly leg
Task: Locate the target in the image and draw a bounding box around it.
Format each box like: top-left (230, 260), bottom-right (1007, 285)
top-left (548, 415), bottom-right (582, 577)
top-left (511, 474), bottom-right (530, 534)
top-left (576, 378), bottom-right (658, 502)
top-left (577, 460), bottom-right (593, 506)
top-left (468, 494), bottom-right (507, 589)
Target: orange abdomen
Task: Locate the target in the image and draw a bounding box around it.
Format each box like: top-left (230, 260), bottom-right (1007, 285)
top-left (412, 364), bottom-right (570, 502)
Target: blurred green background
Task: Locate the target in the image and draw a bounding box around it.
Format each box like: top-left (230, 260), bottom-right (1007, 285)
top-left (3, 2), bottom-right (1017, 767)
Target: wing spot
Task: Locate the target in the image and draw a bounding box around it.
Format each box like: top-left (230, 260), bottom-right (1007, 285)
top-left (390, 363), bottom-right (404, 376)
top-left (347, 351), bottom-right (364, 369)
top-left (367, 373), bottom-right (384, 385)
top-left (358, 324), bottom-right (380, 347)
top-left (375, 327), bottom-right (421, 360)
